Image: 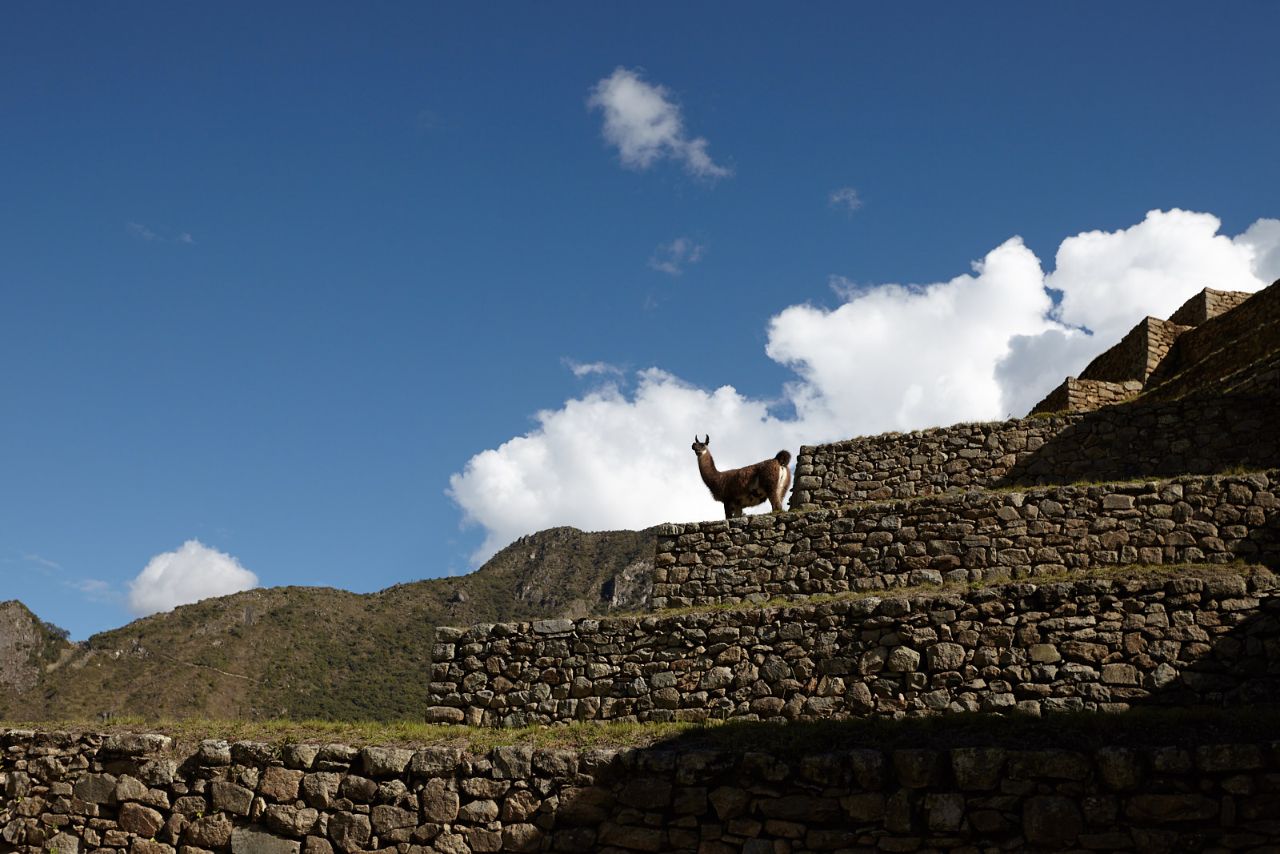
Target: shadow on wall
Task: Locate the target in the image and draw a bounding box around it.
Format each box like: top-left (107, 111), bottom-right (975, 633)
top-left (545, 596), bottom-right (1280, 851)
top-left (5, 602), bottom-right (1280, 853)
top-left (1000, 392), bottom-right (1280, 488)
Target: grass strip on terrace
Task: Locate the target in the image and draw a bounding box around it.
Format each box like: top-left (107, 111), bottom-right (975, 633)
top-left (835, 466), bottom-right (1274, 509)
top-left (5, 705), bottom-right (1280, 756)
top-left (640, 561), bottom-right (1270, 619)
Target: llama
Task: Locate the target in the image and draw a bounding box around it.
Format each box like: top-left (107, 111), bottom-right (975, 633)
top-left (691, 435), bottom-right (792, 518)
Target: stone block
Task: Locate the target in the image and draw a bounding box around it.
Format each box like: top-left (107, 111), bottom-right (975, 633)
top-left (359, 747), bottom-right (413, 778)
top-left (231, 827), bottom-right (301, 854)
top-left (1024, 796), bottom-right (1083, 847)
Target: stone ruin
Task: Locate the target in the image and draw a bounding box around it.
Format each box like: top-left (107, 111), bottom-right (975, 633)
top-left (3, 280), bottom-right (1280, 852)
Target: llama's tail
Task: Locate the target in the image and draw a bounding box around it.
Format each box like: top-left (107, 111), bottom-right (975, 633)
top-left (775, 450), bottom-right (792, 466)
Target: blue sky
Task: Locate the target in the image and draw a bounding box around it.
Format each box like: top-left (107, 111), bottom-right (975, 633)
top-left (3, 3), bottom-right (1279, 639)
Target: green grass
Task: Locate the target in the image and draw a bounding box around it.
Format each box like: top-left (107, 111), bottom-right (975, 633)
top-left (0, 716), bottom-right (694, 753)
top-left (6, 704), bottom-right (1279, 756)
top-left (643, 561), bottom-right (1267, 620)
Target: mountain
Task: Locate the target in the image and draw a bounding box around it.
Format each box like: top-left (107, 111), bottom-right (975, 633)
top-left (0, 601), bottom-right (73, 692)
top-left (0, 526), bottom-right (654, 722)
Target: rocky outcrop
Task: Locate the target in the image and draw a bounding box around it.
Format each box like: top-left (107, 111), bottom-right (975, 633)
top-left (0, 601), bottom-right (68, 694)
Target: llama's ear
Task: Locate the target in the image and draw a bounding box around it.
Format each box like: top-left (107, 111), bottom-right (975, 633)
top-left (704, 434), bottom-right (710, 444)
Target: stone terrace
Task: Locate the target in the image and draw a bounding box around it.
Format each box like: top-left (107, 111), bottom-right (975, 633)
top-left (790, 392), bottom-right (1280, 511)
top-left (7, 726), bottom-right (1280, 854)
top-left (428, 566), bottom-right (1279, 727)
top-left (652, 471), bottom-right (1279, 609)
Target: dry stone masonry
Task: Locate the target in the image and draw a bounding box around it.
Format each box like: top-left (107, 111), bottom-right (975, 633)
top-left (5, 727), bottom-right (1280, 854)
top-left (1167, 287), bottom-right (1254, 327)
top-left (789, 415), bottom-right (1076, 509)
top-left (6, 284), bottom-right (1279, 852)
top-left (653, 471), bottom-right (1279, 609)
top-left (1076, 317), bottom-right (1190, 386)
top-left (791, 394), bottom-right (1280, 510)
top-left (1028, 378), bottom-right (1143, 419)
top-left (428, 567), bottom-right (1280, 728)
top-left (1029, 285), bottom-right (1260, 415)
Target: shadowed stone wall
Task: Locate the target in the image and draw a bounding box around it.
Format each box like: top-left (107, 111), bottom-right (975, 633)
top-left (1077, 317), bottom-right (1190, 385)
top-left (792, 395), bottom-right (1280, 511)
top-left (1168, 287), bottom-right (1253, 327)
top-left (6, 724), bottom-right (1280, 854)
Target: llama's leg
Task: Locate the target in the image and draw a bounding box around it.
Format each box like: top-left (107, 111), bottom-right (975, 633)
top-left (769, 469), bottom-right (786, 512)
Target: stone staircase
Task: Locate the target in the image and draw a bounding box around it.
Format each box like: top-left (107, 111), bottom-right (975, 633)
top-left (1029, 282), bottom-right (1274, 415)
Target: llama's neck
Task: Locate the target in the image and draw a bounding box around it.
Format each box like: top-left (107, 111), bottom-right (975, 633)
top-left (697, 452), bottom-right (723, 491)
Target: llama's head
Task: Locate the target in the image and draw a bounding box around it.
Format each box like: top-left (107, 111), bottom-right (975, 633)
top-left (691, 435), bottom-right (710, 457)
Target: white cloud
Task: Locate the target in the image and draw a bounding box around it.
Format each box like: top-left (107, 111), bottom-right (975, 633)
top-left (449, 370), bottom-right (802, 561)
top-left (565, 359), bottom-right (624, 378)
top-left (995, 210), bottom-right (1280, 415)
top-left (22, 553), bottom-right (62, 573)
top-left (127, 221), bottom-right (159, 241)
top-left (829, 187), bottom-right (863, 213)
top-left (127, 221), bottom-right (195, 244)
top-left (588, 68), bottom-right (731, 179)
top-left (649, 237), bottom-right (705, 276)
top-left (65, 578), bottom-right (120, 606)
top-left (128, 540), bottom-right (258, 617)
top-left (450, 210), bottom-right (1279, 564)
top-left (1048, 209), bottom-right (1267, 341)
top-left (768, 237), bottom-right (1055, 433)
top-left (1237, 218), bottom-right (1280, 285)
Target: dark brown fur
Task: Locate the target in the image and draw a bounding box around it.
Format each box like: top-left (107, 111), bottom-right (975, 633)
top-left (691, 435), bottom-right (792, 518)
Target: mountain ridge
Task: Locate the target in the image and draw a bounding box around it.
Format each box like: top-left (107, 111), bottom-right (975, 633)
top-left (0, 525), bottom-right (655, 722)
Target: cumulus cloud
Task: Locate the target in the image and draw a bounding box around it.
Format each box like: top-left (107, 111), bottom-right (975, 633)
top-left (1049, 209), bottom-right (1268, 341)
top-left (1237, 218), bottom-right (1280, 285)
top-left (128, 540), bottom-right (258, 617)
top-left (829, 187), bottom-right (863, 213)
top-left (451, 209), bottom-right (1280, 564)
top-left (769, 237), bottom-right (1056, 432)
top-left (995, 210), bottom-right (1280, 415)
top-left (588, 68), bottom-right (730, 179)
top-left (649, 237), bottom-right (705, 275)
top-left (449, 370), bottom-right (803, 561)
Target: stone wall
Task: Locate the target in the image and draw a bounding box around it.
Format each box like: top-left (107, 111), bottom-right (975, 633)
top-left (1028, 377), bottom-right (1142, 416)
top-left (1002, 394), bottom-right (1280, 487)
top-left (789, 415), bottom-right (1077, 509)
top-left (1146, 280), bottom-right (1280, 400)
top-left (1078, 317), bottom-right (1190, 385)
top-left (1168, 287), bottom-right (1254, 328)
top-left (6, 727), bottom-right (1280, 854)
top-left (792, 394), bottom-right (1280, 510)
top-left (427, 567), bottom-right (1280, 727)
top-left (657, 471), bottom-right (1279, 609)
